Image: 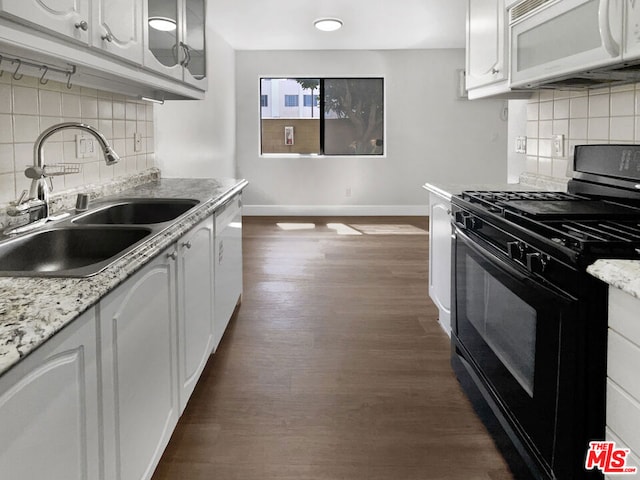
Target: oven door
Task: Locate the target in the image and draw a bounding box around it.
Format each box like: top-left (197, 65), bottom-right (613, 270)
top-left (452, 226), bottom-right (578, 466)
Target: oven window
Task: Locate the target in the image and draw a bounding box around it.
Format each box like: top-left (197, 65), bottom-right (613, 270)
top-left (465, 255), bottom-right (537, 396)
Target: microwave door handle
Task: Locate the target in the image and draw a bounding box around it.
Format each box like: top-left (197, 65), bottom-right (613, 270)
top-left (599, 0), bottom-right (620, 57)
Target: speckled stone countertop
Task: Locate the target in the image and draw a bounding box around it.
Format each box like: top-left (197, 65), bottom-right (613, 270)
top-left (588, 260), bottom-right (640, 300)
top-left (0, 176), bottom-right (247, 377)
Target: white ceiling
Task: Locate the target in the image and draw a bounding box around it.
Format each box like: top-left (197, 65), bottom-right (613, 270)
top-left (207, 0), bottom-right (467, 51)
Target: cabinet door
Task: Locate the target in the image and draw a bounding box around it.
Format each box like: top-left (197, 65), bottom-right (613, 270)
top-left (466, 0), bottom-right (507, 90)
top-left (92, 0), bottom-right (144, 64)
top-left (429, 192), bottom-right (452, 336)
top-left (0, 309), bottom-right (100, 480)
top-left (0, 0), bottom-right (90, 44)
top-left (144, 0), bottom-right (184, 81)
top-left (100, 252), bottom-right (179, 480)
top-left (214, 196), bottom-right (243, 351)
top-left (181, 0), bottom-right (207, 89)
top-left (625, 0), bottom-right (640, 60)
top-left (177, 216), bottom-right (215, 412)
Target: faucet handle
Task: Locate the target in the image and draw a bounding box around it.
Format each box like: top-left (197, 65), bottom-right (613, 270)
top-left (13, 189), bottom-right (28, 206)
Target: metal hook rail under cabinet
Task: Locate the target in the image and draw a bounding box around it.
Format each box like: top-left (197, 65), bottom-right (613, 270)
top-left (0, 53), bottom-right (76, 88)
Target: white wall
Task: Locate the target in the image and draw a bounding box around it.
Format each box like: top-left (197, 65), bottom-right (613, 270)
top-left (154, 29), bottom-right (236, 179)
top-left (236, 49), bottom-right (508, 215)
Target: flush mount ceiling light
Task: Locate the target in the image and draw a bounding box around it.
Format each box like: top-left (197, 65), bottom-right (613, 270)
top-left (148, 16), bottom-right (177, 32)
top-left (314, 18), bottom-right (343, 32)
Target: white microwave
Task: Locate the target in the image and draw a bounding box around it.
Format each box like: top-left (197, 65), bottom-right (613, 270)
top-left (509, 0), bottom-right (640, 89)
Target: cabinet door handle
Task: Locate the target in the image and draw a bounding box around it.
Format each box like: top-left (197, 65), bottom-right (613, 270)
top-left (75, 20), bottom-right (88, 31)
top-left (102, 32), bottom-right (114, 43)
top-left (491, 68), bottom-right (500, 74)
top-left (182, 241), bottom-right (192, 249)
top-left (179, 42), bottom-right (192, 67)
top-left (167, 251), bottom-right (177, 261)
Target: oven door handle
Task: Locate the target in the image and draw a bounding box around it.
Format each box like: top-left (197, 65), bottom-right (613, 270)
top-left (454, 226), bottom-right (574, 305)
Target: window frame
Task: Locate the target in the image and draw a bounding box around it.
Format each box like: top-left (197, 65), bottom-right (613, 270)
top-left (259, 76), bottom-right (386, 158)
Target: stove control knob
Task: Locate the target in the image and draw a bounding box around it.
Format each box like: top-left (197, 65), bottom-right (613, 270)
top-left (526, 252), bottom-right (549, 274)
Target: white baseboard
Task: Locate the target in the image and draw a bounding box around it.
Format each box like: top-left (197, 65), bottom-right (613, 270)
top-left (243, 205), bottom-right (429, 216)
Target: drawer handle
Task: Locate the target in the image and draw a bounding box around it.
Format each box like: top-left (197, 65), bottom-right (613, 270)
top-left (182, 241), bottom-right (192, 249)
top-left (167, 251), bottom-right (177, 261)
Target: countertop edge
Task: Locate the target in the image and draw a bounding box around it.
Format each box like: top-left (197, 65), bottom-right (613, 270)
top-left (0, 178), bottom-right (248, 378)
top-left (587, 259), bottom-right (640, 300)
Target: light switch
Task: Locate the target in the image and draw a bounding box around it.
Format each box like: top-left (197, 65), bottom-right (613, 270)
top-left (515, 136), bottom-right (527, 154)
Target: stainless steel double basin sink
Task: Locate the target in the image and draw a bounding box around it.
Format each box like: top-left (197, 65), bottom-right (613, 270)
top-left (0, 198), bottom-right (199, 277)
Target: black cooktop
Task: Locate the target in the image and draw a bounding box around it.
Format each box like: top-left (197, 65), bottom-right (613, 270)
top-left (505, 199), bottom-right (640, 219)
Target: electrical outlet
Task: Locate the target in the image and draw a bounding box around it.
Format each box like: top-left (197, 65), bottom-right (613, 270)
top-left (134, 132), bottom-right (142, 152)
top-left (76, 134), bottom-right (96, 159)
top-left (515, 136), bottom-right (527, 154)
top-left (552, 134), bottom-right (564, 157)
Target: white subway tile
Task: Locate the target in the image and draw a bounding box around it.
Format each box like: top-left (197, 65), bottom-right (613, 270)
top-left (554, 99), bottom-right (570, 119)
top-left (538, 157), bottom-right (553, 176)
top-left (589, 92), bottom-right (610, 117)
top-left (526, 156), bottom-right (538, 174)
top-left (570, 96), bottom-right (589, 118)
top-left (146, 104), bottom-right (153, 120)
top-left (113, 160), bottom-right (127, 178)
top-left (83, 161), bottom-right (100, 184)
top-left (98, 119), bottom-right (113, 140)
top-left (146, 120), bottom-right (153, 137)
top-left (0, 144), bottom-right (13, 173)
top-left (569, 118), bottom-right (588, 140)
top-left (539, 101), bottom-right (553, 120)
top-left (39, 90), bottom-right (62, 117)
top-left (588, 117), bottom-right (610, 140)
top-left (113, 120), bottom-right (125, 139)
top-left (12, 86), bottom-right (39, 115)
top-left (13, 143), bottom-right (32, 171)
top-left (98, 98), bottom-right (113, 119)
top-left (611, 90), bottom-right (635, 117)
top-left (0, 114), bottom-right (13, 143)
top-left (610, 117), bottom-right (635, 141)
top-left (0, 173), bottom-right (15, 203)
top-left (526, 120), bottom-right (538, 138)
top-left (136, 154), bottom-right (146, 171)
top-left (539, 120), bottom-right (553, 139)
top-left (0, 84), bottom-right (12, 114)
top-left (125, 155), bottom-right (137, 173)
top-left (552, 158), bottom-right (570, 178)
top-left (99, 161), bottom-right (115, 181)
top-left (13, 115), bottom-right (39, 143)
top-left (539, 139), bottom-right (552, 157)
top-left (125, 120), bottom-right (136, 138)
top-left (125, 102), bottom-right (137, 120)
top-left (39, 116), bottom-right (63, 133)
top-left (539, 90), bottom-right (554, 102)
top-left (136, 103), bottom-right (146, 121)
top-left (553, 119), bottom-right (569, 136)
top-left (62, 93), bottom-right (81, 118)
top-left (80, 96), bottom-right (98, 119)
top-left (112, 101), bottom-right (125, 120)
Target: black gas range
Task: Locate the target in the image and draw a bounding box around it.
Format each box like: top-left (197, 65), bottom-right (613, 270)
top-left (450, 145), bottom-right (640, 480)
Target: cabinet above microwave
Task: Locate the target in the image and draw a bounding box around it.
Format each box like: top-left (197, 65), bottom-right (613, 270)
top-left (509, 0), bottom-right (640, 90)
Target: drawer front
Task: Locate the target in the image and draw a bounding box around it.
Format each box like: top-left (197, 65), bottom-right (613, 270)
top-left (608, 329), bottom-right (640, 402)
top-left (607, 379), bottom-right (640, 459)
top-left (609, 288), bottom-right (640, 347)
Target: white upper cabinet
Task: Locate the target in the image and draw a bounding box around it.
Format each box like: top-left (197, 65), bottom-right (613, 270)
top-left (91, 0), bottom-right (144, 64)
top-left (624, 0), bottom-right (640, 60)
top-left (0, 0), bottom-right (90, 44)
top-left (144, 0), bottom-right (207, 90)
top-left (466, 0), bottom-right (507, 92)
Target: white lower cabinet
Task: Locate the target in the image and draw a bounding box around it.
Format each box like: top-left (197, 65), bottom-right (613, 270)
top-left (100, 250), bottom-right (179, 480)
top-left (0, 308), bottom-right (100, 480)
top-left (214, 194), bottom-right (243, 351)
top-left (177, 216), bottom-right (215, 412)
top-left (428, 191), bottom-right (452, 336)
top-left (605, 286), bottom-right (640, 478)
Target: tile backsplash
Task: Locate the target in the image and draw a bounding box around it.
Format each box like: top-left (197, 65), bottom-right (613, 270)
top-left (525, 84), bottom-right (640, 179)
top-left (0, 73), bottom-right (155, 204)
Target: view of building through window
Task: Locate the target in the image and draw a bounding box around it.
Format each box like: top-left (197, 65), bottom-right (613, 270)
top-left (260, 78), bottom-right (384, 155)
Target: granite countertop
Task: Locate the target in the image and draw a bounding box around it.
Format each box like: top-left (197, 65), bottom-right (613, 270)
top-left (588, 260), bottom-right (640, 300)
top-left (0, 176), bottom-right (248, 377)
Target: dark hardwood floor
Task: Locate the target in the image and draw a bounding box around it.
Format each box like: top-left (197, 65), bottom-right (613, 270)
top-left (152, 216), bottom-right (514, 480)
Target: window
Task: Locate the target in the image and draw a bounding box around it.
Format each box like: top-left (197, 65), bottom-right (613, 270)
top-left (284, 95), bottom-right (299, 107)
top-left (303, 95), bottom-right (318, 107)
top-left (260, 77), bottom-right (384, 155)
top-left (260, 95), bottom-right (268, 107)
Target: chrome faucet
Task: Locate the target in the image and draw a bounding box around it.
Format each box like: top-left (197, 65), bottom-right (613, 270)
top-left (6, 122), bottom-right (120, 233)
